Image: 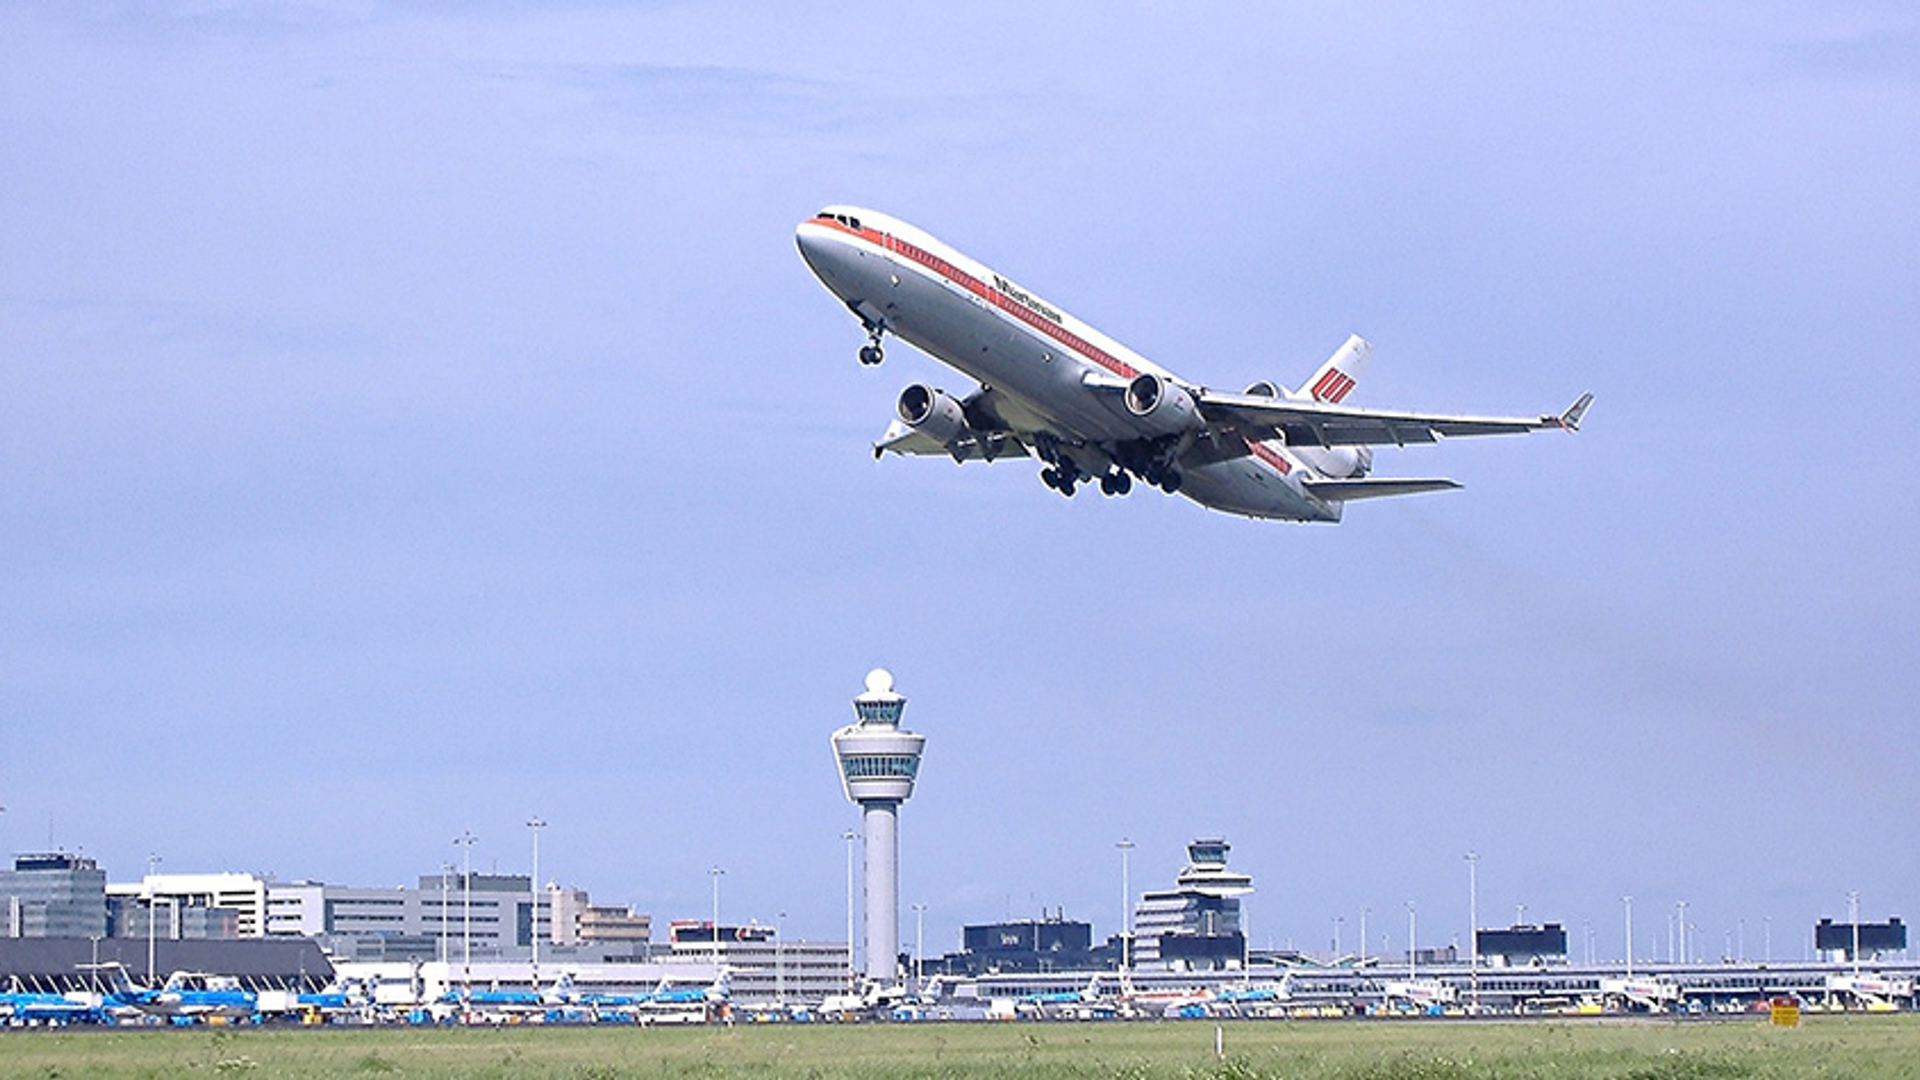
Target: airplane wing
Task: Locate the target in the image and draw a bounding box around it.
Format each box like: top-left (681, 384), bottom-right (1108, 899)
top-left (1198, 390), bottom-right (1592, 448)
top-left (873, 419), bottom-right (1030, 462)
top-left (1302, 477), bottom-right (1461, 502)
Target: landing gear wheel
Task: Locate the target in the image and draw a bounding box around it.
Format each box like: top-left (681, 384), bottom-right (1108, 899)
top-left (1157, 471), bottom-right (1183, 494)
top-left (858, 344), bottom-right (884, 366)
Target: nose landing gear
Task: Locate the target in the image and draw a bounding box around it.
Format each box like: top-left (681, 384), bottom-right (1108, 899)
top-left (857, 323), bottom-right (886, 366)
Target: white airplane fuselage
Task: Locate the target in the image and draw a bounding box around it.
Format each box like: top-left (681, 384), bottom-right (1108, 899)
top-left (796, 208), bottom-right (1342, 521)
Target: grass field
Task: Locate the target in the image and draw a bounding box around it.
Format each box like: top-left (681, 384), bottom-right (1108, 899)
top-left (2, 1016), bottom-right (1917, 1079)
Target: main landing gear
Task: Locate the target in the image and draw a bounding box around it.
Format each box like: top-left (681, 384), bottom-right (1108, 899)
top-left (1035, 435), bottom-right (1142, 500)
top-left (1043, 464), bottom-right (1144, 499)
top-left (1112, 437), bottom-right (1183, 494)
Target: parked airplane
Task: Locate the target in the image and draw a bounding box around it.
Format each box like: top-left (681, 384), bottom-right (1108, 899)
top-left (0, 978), bottom-right (105, 1025)
top-left (644, 972), bottom-right (730, 1006)
top-left (82, 964), bottom-right (257, 1021)
top-left (1215, 974), bottom-right (1295, 1005)
top-left (797, 207), bottom-right (1589, 522)
top-left (1020, 975), bottom-right (1104, 1007)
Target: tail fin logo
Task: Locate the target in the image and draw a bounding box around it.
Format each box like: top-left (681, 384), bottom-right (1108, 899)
top-left (1310, 369), bottom-right (1357, 403)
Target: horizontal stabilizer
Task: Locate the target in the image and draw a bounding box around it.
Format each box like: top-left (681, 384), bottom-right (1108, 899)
top-left (1302, 477), bottom-right (1461, 503)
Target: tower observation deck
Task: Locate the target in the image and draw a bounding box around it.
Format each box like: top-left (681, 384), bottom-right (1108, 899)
top-left (830, 669), bottom-right (926, 986)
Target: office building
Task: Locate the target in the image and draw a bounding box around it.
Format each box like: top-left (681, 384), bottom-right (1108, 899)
top-left (1, 853), bottom-right (108, 939)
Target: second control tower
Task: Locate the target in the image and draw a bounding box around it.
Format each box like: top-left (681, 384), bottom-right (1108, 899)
top-left (830, 669), bottom-right (926, 985)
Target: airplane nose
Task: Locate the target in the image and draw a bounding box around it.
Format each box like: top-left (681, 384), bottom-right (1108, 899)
top-left (795, 222), bottom-right (849, 287)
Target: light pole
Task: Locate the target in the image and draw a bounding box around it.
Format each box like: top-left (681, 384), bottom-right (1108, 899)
top-left (842, 829), bottom-right (857, 989)
top-left (709, 866), bottom-right (726, 963)
top-left (1676, 901), bottom-right (1688, 964)
top-left (1406, 901), bottom-right (1417, 981)
top-left (1764, 915), bottom-right (1772, 963)
top-left (439, 863), bottom-right (453, 968)
top-left (456, 830), bottom-right (477, 1011)
top-left (527, 817), bottom-right (546, 989)
top-left (1359, 907), bottom-right (1370, 965)
top-left (776, 911), bottom-right (787, 1007)
top-left (1465, 851), bottom-right (1479, 1012)
top-left (1622, 895), bottom-right (1633, 977)
top-left (145, 853), bottom-right (161, 983)
top-left (912, 903), bottom-right (927, 991)
top-left (1117, 838), bottom-right (1135, 973)
top-left (1849, 891), bottom-right (1861, 975)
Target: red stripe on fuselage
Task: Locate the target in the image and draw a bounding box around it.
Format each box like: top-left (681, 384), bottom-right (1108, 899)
top-left (1244, 437), bottom-right (1292, 474)
top-left (816, 217), bottom-right (1141, 382)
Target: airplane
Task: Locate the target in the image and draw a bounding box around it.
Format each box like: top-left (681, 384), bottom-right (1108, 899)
top-left (434, 976), bottom-right (575, 1017)
top-left (1019, 974), bottom-right (1104, 1007)
top-left (82, 964), bottom-right (258, 1021)
top-left (294, 976), bottom-right (372, 1014)
top-left (0, 977), bottom-right (107, 1025)
top-left (796, 207), bottom-right (1590, 522)
top-left (644, 971), bottom-right (730, 1006)
top-left (1214, 973), bottom-right (1296, 1005)
top-left (1015, 974), bottom-right (1111, 1018)
top-left (1114, 971), bottom-right (1217, 1018)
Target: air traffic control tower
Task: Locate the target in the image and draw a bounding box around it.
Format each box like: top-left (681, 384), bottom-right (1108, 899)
top-left (831, 669), bottom-right (926, 985)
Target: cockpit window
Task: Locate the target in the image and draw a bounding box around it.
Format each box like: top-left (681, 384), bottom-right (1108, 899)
top-left (815, 211), bottom-right (862, 231)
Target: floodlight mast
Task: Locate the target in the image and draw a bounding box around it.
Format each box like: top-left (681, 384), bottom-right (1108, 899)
top-left (830, 669), bottom-right (926, 987)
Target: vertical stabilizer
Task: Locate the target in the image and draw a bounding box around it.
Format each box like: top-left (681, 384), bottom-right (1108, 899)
top-left (1298, 334), bottom-right (1372, 404)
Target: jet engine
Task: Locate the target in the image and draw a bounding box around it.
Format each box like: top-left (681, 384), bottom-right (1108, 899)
top-left (1123, 373), bottom-right (1200, 435)
top-left (1298, 444), bottom-right (1373, 478)
top-left (1242, 377), bottom-right (1371, 477)
top-left (896, 384), bottom-right (970, 445)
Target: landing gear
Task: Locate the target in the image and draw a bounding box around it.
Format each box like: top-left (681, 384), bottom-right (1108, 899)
top-left (1115, 437), bottom-right (1183, 494)
top-left (1099, 470), bottom-right (1133, 496)
top-left (1034, 434), bottom-right (1083, 497)
top-left (1040, 465), bottom-right (1080, 497)
top-left (857, 323), bottom-right (886, 366)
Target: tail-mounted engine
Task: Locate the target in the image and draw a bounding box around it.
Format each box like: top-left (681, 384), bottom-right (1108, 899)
top-left (896, 384), bottom-right (971, 445)
top-left (1299, 444), bottom-right (1373, 478)
top-left (1123, 373), bottom-right (1200, 435)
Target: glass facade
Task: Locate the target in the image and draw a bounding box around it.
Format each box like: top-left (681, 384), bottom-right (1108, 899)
top-left (0, 853), bottom-right (109, 938)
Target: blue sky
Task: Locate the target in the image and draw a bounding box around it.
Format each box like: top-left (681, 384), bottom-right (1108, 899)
top-left (3, 1), bottom-right (1915, 963)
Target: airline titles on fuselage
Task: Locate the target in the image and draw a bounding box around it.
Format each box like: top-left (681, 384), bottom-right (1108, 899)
top-left (991, 273), bottom-right (1063, 325)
